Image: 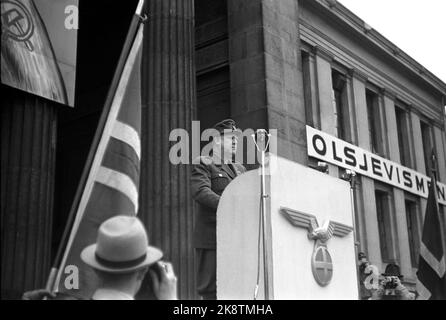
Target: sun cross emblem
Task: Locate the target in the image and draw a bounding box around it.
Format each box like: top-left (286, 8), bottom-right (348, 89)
top-left (1, 0), bottom-right (35, 51)
top-left (312, 244), bottom-right (332, 286)
top-left (280, 207), bottom-right (353, 287)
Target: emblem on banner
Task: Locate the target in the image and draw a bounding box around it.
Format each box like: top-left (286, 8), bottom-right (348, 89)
top-left (280, 207), bottom-right (353, 287)
top-left (1, 0), bottom-right (35, 51)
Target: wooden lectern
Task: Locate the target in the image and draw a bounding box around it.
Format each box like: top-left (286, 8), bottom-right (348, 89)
top-left (217, 154), bottom-right (358, 299)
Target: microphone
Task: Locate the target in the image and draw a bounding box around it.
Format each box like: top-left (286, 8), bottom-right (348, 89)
top-left (256, 129), bottom-right (268, 142)
top-left (252, 129), bottom-right (270, 152)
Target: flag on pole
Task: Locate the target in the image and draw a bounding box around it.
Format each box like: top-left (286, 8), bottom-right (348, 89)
top-left (52, 14), bottom-right (144, 299)
top-left (416, 169), bottom-right (446, 300)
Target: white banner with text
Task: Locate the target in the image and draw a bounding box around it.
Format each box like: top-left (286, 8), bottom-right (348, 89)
top-left (306, 125), bottom-right (446, 206)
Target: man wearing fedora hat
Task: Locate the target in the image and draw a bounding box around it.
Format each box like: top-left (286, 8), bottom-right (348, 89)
top-left (22, 215), bottom-right (178, 300)
top-left (81, 215), bottom-right (178, 300)
top-left (369, 263), bottom-right (415, 300)
top-left (191, 119), bottom-right (247, 300)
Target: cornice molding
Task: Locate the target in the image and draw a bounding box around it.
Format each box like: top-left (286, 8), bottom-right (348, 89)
top-left (308, 0), bottom-right (446, 95)
top-left (299, 22), bottom-right (443, 122)
top-left (409, 106), bottom-right (423, 120)
top-left (324, 0), bottom-right (337, 9)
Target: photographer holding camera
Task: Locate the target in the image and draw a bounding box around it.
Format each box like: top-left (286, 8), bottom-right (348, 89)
top-left (369, 263), bottom-right (415, 300)
top-left (23, 216), bottom-right (178, 300)
top-left (358, 252), bottom-right (376, 300)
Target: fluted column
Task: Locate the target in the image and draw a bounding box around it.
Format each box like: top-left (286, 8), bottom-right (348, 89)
top-left (140, 0), bottom-right (196, 299)
top-left (1, 88), bottom-right (56, 299)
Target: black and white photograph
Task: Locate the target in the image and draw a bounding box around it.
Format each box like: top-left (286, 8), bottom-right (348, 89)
top-left (1, 0), bottom-right (445, 310)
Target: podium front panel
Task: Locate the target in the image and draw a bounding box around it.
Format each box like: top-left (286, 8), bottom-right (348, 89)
top-left (217, 170), bottom-right (264, 299)
top-left (269, 155), bottom-right (358, 299)
top-left (217, 154), bottom-right (358, 299)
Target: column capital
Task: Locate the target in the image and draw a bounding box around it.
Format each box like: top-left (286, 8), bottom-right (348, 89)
top-left (394, 96), bottom-right (412, 111)
top-left (312, 45), bottom-right (334, 62)
top-left (348, 68), bottom-right (368, 83)
top-left (408, 104), bottom-right (425, 119)
top-left (380, 88), bottom-right (396, 100)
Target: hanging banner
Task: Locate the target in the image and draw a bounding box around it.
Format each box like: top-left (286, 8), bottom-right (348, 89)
top-left (1, 0), bottom-right (78, 106)
top-left (306, 125), bottom-right (446, 206)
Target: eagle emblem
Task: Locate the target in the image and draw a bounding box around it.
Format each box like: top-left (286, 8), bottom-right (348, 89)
top-left (280, 207), bottom-right (353, 287)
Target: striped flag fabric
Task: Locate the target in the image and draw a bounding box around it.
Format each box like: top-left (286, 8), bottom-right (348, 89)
top-left (52, 21), bottom-right (144, 299)
top-left (416, 171), bottom-right (446, 300)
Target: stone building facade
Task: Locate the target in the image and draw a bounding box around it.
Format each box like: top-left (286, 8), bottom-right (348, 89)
top-left (2, 0), bottom-right (445, 298)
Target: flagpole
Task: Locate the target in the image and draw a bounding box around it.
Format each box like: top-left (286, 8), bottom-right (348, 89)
top-left (349, 175), bottom-right (362, 300)
top-left (45, 0), bottom-right (146, 293)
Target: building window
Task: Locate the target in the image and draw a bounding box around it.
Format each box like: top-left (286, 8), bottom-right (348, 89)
top-left (375, 189), bottom-right (395, 262)
top-left (302, 51), bottom-right (315, 127)
top-left (395, 106), bottom-right (411, 167)
top-left (405, 196), bottom-right (421, 268)
top-left (366, 89), bottom-right (383, 155)
top-left (332, 69), bottom-right (350, 142)
top-left (420, 121), bottom-right (434, 174)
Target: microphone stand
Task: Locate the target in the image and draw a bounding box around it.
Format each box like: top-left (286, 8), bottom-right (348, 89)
top-left (342, 170), bottom-right (361, 299)
top-left (252, 129), bottom-right (271, 300)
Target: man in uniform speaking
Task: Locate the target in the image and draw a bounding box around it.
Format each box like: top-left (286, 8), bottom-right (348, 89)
top-left (191, 119), bottom-right (246, 300)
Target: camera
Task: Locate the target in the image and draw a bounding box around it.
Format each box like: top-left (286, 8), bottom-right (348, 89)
top-left (383, 276), bottom-right (399, 289)
top-left (359, 260), bottom-right (370, 274)
top-left (358, 252), bottom-right (369, 273)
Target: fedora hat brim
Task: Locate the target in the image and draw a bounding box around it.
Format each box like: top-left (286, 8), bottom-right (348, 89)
top-left (81, 244), bottom-right (163, 274)
top-left (381, 273), bottom-right (403, 278)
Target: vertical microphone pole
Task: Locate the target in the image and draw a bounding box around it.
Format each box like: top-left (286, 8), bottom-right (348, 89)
top-left (252, 129), bottom-right (271, 300)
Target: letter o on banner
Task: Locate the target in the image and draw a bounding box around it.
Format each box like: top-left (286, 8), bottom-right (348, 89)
top-left (312, 134), bottom-right (327, 156)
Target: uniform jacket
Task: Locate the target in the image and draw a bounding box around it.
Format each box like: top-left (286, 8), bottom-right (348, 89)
top-left (191, 156), bottom-right (246, 249)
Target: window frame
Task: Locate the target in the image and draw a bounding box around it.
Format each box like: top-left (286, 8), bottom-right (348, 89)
top-left (404, 193), bottom-right (421, 268)
top-left (331, 67), bottom-right (353, 143)
top-left (420, 119), bottom-right (435, 174)
top-left (365, 88), bottom-right (384, 156)
top-left (301, 50), bottom-right (316, 128)
top-left (395, 104), bottom-right (412, 168)
top-left (374, 183), bottom-right (397, 263)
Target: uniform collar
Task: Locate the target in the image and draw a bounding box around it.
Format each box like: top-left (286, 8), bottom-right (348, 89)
top-left (210, 154), bottom-right (239, 178)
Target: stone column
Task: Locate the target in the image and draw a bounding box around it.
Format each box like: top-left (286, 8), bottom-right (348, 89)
top-left (314, 47), bottom-right (337, 177)
top-left (433, 126), bottom-right (446, 183)
top-left (409, 110), bottom-right (427, 228)
top-left (139, 0), bottom-right (196, 299)
top-left (382, 91), bottom-right (412, 277)
top-left (1, 88), bottom-right (56, 299)
top-left (350, 71), bottom-right (382, 266)
top-left (410, 111), bottom-right (426, 175)
top-left (344, 71), bottom-right (363, 251)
